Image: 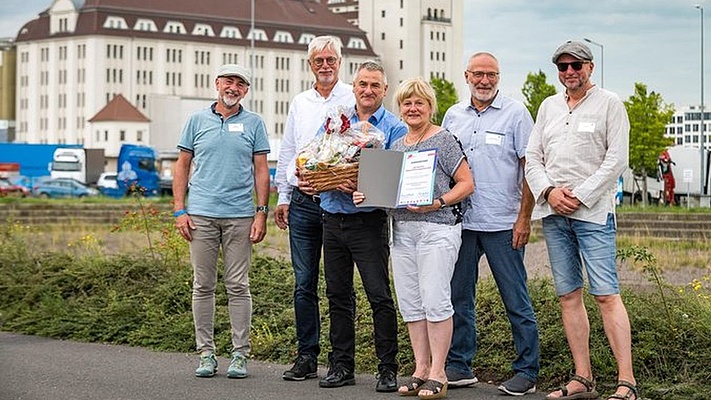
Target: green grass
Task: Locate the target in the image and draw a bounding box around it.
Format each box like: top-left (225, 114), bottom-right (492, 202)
top-left (1, 200), bottom-right (710, 399)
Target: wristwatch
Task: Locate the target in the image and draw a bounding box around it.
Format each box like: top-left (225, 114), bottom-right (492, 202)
top-left (437, 197), bottom-right (446, 209)
top-left (256, 205), bottom-right (269, 214)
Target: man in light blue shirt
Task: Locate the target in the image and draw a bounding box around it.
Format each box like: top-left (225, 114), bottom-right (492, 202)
top-left (309, 61), bottom-right (406, 392)
top-left (173, 63), bottom-right (270, 380)
top-left (443, 52), bottom-right (540, 396)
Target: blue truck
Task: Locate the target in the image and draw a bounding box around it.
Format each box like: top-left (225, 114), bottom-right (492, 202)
top-left (0, 143), bottom-right (82, 189)
top-left (101, 144), bottom-right (161, 197)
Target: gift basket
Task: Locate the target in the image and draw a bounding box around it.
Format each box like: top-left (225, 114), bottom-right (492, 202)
top-left (297, 106), bottom-right (385, 192)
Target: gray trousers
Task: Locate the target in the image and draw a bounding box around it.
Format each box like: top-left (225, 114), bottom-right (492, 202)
top-left (189, 215), bottom-right (253, 356)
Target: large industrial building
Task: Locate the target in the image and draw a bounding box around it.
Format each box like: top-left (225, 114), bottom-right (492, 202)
top-left (6, 0), bottom-right (462, 159)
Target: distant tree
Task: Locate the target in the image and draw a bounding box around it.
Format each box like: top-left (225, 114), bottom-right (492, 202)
top-left (430, 77), bottom-right (459, 125)
top-left (521, 70), bottom-right (557, 120)
top-left (624, 82), bottom-right (674, 206)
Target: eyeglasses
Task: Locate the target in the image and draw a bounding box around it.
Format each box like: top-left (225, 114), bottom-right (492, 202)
top-left (466, 70), bottom-right (499, 80)
top-left (556, 61), bottom-right (590, 72)
top-left (311, 56), bottom-right (338, 67)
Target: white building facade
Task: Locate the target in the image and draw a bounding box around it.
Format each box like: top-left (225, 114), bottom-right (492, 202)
top-left (13, 0), bottom-right (377, 157)
top-left (327, 0), bottom-right (465, 105)
top-left (665, 105), bottom-right (711, 148)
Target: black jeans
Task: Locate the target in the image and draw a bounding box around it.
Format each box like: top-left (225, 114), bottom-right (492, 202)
top-left (322, 209), bottom-right (398, 373)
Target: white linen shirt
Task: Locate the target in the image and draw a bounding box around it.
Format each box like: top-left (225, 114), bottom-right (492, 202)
top-left (525, 86), bottom-right (629, 225)
top-left (275, 81), bottom-right (355, 205)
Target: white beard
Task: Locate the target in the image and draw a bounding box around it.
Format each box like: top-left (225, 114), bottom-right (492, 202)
top-left (221, 95), bottom-right (239, 108)
top-left (469, 83), bottom-right (496, 104)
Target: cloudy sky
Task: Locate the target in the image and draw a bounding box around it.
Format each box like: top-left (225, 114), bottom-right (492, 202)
top-left (1, 0), bottom-right (709, 107)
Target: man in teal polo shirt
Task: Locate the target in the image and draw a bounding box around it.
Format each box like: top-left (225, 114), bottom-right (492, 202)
top-left (173, 63), bottom-right (270, 380)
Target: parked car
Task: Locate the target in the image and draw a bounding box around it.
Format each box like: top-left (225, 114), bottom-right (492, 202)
top-left (97, 172), bottom-right (118, 190)
top-left (32, 178), bottom-right (99, 198)
top-left (10, 175), bottom-right (51, 191)
top-left (0, 177), bottom-right (30, 197)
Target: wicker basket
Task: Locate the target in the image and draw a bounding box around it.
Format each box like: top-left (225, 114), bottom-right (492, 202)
top-left (300, 162), bottom-right (359, 192)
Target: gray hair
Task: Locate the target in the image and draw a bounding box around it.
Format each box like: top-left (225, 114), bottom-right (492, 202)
top-left (469, 51), bottom-right (499, 64)
top-left (308, 36), bottom-right (343, 58)
top-left (353, 60), bottom-right (387, 85)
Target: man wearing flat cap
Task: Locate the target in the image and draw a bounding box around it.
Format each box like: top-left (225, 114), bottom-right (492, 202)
top-left (525, 41), bottom-right (639, 400)
top-left (173, 63), bottom-right (271, 380)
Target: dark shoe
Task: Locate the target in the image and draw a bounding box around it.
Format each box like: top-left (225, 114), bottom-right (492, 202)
top-left (498, 374), bottom-right (536, 396)
top-left (319, 365), bottom-right (355, 388)
top-left (445, 368), bottom-right (478, 388)
top-left (376, 368), bottom-right (397, 392)
top-left (283, 354), bottom-right (318, 381)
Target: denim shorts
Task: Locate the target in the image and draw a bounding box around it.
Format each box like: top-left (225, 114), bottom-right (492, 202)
top-left (541, 213), bottom-right (619, 296)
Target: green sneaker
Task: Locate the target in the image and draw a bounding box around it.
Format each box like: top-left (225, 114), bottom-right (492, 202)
top-left (195, 353), bottom-right (218, 377)
top-left (227, 352), bottom-right (248, 379)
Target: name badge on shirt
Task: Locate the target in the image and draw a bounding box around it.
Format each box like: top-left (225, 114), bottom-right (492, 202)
top-left (577, 122), bottom-right (595, 133)
top-left (485, 131), bottom-right (503, 145)
top-left (228, 123), bottom-right (244, 133)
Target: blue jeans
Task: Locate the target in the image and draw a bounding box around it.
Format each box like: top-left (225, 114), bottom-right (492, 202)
top-left (447, 229), bottom-right (540, 382)
top-left (288, 190), bottom-right (323, 359)
top-left (542, 213), bottom-right (619, 296)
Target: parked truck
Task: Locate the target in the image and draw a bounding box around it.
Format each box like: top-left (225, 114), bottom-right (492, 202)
top-left (0, 143), bottom-right (81, 188)
top-left (101, 144), bottom-right (160, 197)
top-left (50, 148), bottom-right (105, 186)
top-left (665, 145), bottom-right (711, 195)
top-left (0, 143), bottom-right (81, 177)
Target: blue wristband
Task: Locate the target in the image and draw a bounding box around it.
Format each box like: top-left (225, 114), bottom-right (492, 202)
top-left (173, 209), bottom-right (187, 217)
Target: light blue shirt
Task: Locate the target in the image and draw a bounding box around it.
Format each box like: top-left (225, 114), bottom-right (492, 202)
top-left (319, 105), bottom-right (407, 214)
top-left (178, 103), bottom-right (270, 218)
top-left (442, 92), bottom-right (533, 231)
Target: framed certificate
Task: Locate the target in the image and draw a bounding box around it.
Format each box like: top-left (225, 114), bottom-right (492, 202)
top-left (356, 148), bottom-right (437, 208)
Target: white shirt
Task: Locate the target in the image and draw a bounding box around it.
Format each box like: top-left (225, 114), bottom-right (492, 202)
top-left (525, 86), bottom-right (629, 225)
top-left (275, 81), bottom-right (355, 205)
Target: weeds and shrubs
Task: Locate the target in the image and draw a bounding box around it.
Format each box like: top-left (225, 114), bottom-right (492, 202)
top-left (1, 210), bottom-right (710, 399)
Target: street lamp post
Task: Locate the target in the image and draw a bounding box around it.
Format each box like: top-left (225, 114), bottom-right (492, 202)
top-left (696, 5), bottom-right (706, 196)
top-left (583, 38), bottom-right (604, 88)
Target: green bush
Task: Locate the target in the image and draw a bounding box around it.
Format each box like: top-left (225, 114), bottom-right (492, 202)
top-left (1, 220), bottom-right (709, 399)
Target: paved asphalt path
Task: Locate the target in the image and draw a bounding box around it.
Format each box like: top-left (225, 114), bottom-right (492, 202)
top-left (1, 332), bottom-right (547, 400)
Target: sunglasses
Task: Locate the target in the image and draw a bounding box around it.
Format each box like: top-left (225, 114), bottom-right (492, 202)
top-left (556, 61), bottom-right (590, 72)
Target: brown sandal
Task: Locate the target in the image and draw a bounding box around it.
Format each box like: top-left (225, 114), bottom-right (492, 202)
top-left (398, 376), bottom-right (426, 396)
top-left (607, 380), bottom-right (638, 400)
top-left (545, 374), bottom-right (599, 400)
top-left (417, 380), bottom-right (448, 400)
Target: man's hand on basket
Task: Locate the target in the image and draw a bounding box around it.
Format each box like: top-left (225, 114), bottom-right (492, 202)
top-left (297, 172), bottom-right (318, 196)
top-left (337, 179), bottom-right (357, 195)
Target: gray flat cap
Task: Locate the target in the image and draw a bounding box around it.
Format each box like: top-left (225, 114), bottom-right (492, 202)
top-left (551, 40), bottom-right (594, 63)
